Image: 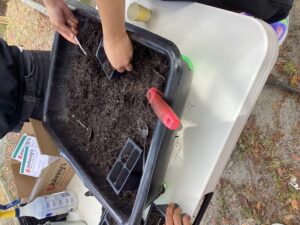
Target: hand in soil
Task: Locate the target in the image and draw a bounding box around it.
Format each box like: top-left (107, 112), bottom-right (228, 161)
top-left (43, 0), bottom-right (79, 44)
top-left (165, 204), bottom-right (191, 225)
top-left (103, 31), bottom-right (133, 73)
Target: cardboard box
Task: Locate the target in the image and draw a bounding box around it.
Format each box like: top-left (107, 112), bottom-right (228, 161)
top-left (10, 119), bottom-right (74, 201)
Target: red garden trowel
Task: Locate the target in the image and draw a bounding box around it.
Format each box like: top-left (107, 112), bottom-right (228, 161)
top-left (147, 87), bottom-right (181, 131)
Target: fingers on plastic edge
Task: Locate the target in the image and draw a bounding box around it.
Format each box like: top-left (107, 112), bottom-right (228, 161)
top-left (174, 207), bottom-right (182, 214)
top-left (167, 203), bottom-right (175, 211)
top-left (173, 210), bottom-right (183, 225)
top-left (165, 204), bottom-right (175, 225)
top-left (168, 203), bottom-right (175, 207)
top-left (165, 213), bottom-right (174, 225)
top-left (182, 215), bottom-right (191, 225)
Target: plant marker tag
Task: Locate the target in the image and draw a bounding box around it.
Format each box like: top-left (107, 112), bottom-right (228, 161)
top-left (74, 36), bottom-right (87, 55)
top-left (19, 145), bottom-right (57, 178)
top-left (11, 134), bottom-right (38, 162)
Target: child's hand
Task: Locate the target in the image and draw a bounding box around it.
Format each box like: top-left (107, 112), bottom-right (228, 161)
top-left (43, 0), bottom-right (79, 44)
top-left (104, 31), bottom-right (133, 73)
top-left (165, 203), bottom-right (191, 225)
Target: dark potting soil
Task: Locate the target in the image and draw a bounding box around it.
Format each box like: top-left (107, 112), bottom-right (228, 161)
top-left (146, 208), bottom-right (165, 225)
top-left (104, 212), bottom-right (118, 225)
top-left (102, 60), bottom-right (114, 77)
top-left (50, 16), bottom-right (170, 216)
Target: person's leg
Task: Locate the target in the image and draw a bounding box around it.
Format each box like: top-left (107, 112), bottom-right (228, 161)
top-left (163, 0), bottom-right (294, 23)
top-left (19, 50), bottom-right (51, 123)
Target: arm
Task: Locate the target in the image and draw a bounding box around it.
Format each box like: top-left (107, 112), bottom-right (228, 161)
top-left (43, 0), bottom-right (79, 44)
top-left (96, 0), bottom-right (133, 72)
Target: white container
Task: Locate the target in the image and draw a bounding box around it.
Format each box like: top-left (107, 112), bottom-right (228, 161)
top-left (19, 191), bottom-right (78, 219)
top-left (127, 2), bottom-right (152, 22)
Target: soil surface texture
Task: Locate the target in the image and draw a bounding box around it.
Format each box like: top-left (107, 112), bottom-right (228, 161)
top-left (48, 14), bottom-right (169, 216)
top-left (146, 208), bottom-right (165, 225)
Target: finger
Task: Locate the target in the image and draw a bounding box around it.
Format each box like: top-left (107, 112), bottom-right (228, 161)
top-left (173, 207), bottom-right (182, 225)
top-left (66, 18), bottom-right (79, 35)
top-left (165, 204), bottom-right (175, 225)
top-left (125, 63), bottom-right (133, 72)
top-left (69, 16), bottom-right (79, 25)
top-left (56, 24), bottom-right (77, 44)
top-left (70, 26), bottom-right (78, 36)
top-left (63, 7), bottom-right (79, 32)
top-left (63, 5), bottom-right (77, 21)
top-left (67, 18), bottom-right (79, 29)
top-left (182, 215), bottom-right (191, 225)
top-left (115, 67), bottom-right (125, 73)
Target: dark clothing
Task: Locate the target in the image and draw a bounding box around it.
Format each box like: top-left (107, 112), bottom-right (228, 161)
top-left (165, 0), bottom-right (294, 23)
top-left (0, 39), bottom-right (25, 138)
top-left (20, 50), bottom-right (50, 126)
top-left (0, 38), bottom-right (50, 138)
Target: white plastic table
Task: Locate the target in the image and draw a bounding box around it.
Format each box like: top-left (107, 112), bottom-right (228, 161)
top-left (123, 0), bottom-right (278, 222)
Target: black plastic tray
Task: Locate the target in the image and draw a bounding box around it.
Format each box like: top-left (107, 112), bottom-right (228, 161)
top-left (43, 7), bottom-right (191, 225)
top-left (107, 138), bottom-right (143, 195)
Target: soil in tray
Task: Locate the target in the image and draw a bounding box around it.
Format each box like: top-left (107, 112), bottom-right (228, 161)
top-left (106, 212), bottom-right (118, 225)
top-left (51, 16), bottom-right (169, 216)
top-left (146, 208), bottom-right (165, 225)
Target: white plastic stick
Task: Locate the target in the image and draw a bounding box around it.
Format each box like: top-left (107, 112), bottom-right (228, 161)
top-left (74, 36), bottom-right (87, 55)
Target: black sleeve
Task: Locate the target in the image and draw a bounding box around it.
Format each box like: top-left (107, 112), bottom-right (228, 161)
top-left (165, 0), bottom-right (293, 22)
top-left (0, 38), bottom-right (25, 138)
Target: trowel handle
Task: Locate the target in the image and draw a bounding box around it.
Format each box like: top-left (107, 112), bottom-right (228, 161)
top-left (147, 87), bottom-right (180, 130)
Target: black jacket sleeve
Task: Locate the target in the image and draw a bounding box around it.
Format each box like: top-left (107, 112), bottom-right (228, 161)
top-left (0, 38), bottom-right (25, 138)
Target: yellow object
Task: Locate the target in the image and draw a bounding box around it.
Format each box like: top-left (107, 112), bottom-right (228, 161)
top-left (127, 3), bottom-right (151, 22)
top-left (0, 209), bottom-right (16, 219)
